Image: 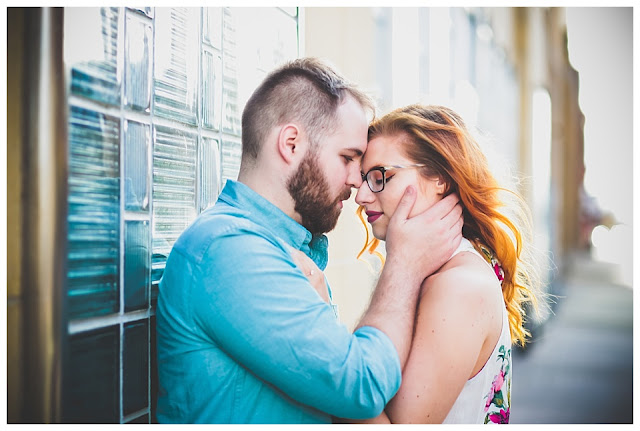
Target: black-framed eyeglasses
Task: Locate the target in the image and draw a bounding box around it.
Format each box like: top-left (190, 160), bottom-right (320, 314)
top-left (361, 164), bottom-right (426, 193)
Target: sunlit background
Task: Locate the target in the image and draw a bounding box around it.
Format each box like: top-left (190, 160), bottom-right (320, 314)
top-left (566, 8), bottom-right (633, 287)
top-left (5, 5), bottom-right (634, 424)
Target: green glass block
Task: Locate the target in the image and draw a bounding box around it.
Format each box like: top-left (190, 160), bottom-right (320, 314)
top-left (154, 8), bottom-right (199, 125)
top-left (124, 120), bottom-right (150, 212)
top-left (237, 8), bottom-right (298, 73)
top-left (126, 414), bottom-right (150, 424)
top-left (221, 81), bottom-right (240, 136)
top-left (221, 138), bottom-right (241, 185)
top-left (270, 9), bottom-right (299, 67)
top-left (63, 326), bottom-right (119, 423)
top-left (125, 10), bottom-right (152, 111)
top-left (200, 138), bottom-right (221, 212)
top-left (203, 7), bottom-right (222, 49)
top-left (279, 7), bottom-right (298, 17)
top-left (125, 221), bottom-right (150, 312)
top-left (128, 6), bottom-right (153, 19)
top-left (150, 316), bottom-right (159, 423)
top-left (123, 321), bottom-right (149, 416)
top-left (152, 126), bottom-right (197, 288)
top-left (150, 274), bottom-right (160, 309)
top-left (67, 106), bottom-right (120, 319)
top-left (66, 7), bottom-right (120, 106)
top-left (222, 8), bottom-right (241, 135)
top-left (202, 48), bottom-right (223, 131)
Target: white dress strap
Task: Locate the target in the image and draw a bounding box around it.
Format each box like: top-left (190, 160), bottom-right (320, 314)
top-left (449, 237), bottom-right (504, 284)
top-left (449, 237), bottom-right (484, 262)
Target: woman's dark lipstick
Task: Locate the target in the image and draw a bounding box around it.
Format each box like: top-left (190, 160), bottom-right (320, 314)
top-left (366, 211), bottom-right (383, 223)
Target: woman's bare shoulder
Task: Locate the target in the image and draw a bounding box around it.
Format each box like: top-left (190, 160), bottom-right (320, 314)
top-left (420, 251), bottom-right (500, 303)
top-left (415, 251), bottom-right (503, 350)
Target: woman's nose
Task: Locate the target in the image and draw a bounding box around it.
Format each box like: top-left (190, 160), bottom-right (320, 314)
top-left (355, 181), bottom-right (374, 206)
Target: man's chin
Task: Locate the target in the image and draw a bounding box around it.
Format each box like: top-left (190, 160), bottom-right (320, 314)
top-left (303, 213), bottom-right (341, 236)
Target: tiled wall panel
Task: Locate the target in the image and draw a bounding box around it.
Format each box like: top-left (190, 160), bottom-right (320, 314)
top-left (63, 7), bottom-right (299, 423)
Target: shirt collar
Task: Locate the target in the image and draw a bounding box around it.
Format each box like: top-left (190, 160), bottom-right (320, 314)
top-left (217, 180), bottom-right (329, 270)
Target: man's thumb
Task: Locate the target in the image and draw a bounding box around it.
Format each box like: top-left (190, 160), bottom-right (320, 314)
top-left (392, 185), bottom-right (417, 222)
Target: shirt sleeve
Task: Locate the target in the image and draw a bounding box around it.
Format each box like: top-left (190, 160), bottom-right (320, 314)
top-left (190, 223), bottom-right (402, 419)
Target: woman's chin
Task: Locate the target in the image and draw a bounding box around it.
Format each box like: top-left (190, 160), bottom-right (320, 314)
top-left (372, 228), bottom-right (386, 242)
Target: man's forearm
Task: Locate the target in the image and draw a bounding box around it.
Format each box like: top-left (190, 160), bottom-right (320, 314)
top-left (357, 256), bottom-right (422, 369)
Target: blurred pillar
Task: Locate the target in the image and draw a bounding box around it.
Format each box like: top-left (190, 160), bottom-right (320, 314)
top-left (547, 8), bottom-right (584, 272)
top-left (12, 7), bottom-right (68, 423)
top-left (514, 8), bottom-right (533, 203)
top-left (513, 7), bottom-right (584, 274)
top-left (7, 6), bottom-right (26, 423)
top-left (509, 6), bottom-right (584, 275)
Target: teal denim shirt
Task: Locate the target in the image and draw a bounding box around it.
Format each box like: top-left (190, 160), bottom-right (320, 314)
top-left (156, 180), bottom-right (401, 423)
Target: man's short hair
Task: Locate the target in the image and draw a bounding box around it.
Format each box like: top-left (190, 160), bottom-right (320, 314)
top-left (240, 57), bottom-right (374, 162)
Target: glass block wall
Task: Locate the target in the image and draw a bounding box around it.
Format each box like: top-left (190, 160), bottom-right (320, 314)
top-left (62, 7), bottom-right (299, 423)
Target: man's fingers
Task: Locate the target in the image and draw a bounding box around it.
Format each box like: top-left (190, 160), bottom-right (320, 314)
top-left (433, 193), bottom-right (461, 220)
top-left (441, 202), bottom-right (463, 228)
top-left (408, 192), bottom-right (460, 224)
top-left (445, 205), bottom-right (464, 249)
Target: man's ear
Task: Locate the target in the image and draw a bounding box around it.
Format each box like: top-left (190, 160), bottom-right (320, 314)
top-left (277, 124), bottom-right (300, 164)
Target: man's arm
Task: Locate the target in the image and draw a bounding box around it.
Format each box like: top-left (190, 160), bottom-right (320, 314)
top-left (357, 187), bottom-right (463, 368)
top-left (191, 227), bottom-right (400, 419)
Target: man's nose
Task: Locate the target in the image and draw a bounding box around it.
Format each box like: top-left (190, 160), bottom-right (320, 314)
top-left (347, 164), bottom-right (364, 189)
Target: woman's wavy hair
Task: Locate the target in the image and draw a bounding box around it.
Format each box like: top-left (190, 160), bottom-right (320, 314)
top-left (357, 104), bottom-right (544, 346)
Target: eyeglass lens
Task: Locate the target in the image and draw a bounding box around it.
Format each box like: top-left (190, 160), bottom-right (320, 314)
top-left (367, 169), bottom-right (385, 192)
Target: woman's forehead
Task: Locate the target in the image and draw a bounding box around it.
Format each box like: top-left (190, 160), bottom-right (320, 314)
top-left (362, 134), bottom-right (410, 169)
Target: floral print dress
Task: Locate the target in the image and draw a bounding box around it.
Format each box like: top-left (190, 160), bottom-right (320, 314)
top-left (441, 238), bottom-right (512, 424)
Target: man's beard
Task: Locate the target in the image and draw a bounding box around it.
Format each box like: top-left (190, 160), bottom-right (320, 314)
top-left (287, 151), bottom-right (352, 236)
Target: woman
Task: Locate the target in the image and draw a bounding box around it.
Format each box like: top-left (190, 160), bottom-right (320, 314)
top-left (297, 104), bottom-right (543, 424)
top-left (356, 104), bottom-right (543, 423)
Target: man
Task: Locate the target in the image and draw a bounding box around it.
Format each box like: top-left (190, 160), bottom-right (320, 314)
top-left (156, 57), bottom-right (463, 423)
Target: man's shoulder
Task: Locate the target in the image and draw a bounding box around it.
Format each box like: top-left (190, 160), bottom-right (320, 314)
top-left (173, 203), bottom-right (284, 263)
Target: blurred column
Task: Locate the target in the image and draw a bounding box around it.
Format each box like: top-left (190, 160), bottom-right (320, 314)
top-left (514, 8), bottom-right (533, 203)
top-left (428, 8), bottom-right (451, 105)
top-left (17, 7), bottom-right (68, 423)
top-left (514, 7), bottom-right (584, 274)
top-left (7, 6), bottom-right (26, 423)
top-left (548, 8), bottom-right (584, 270)
top-left (527, 8), bottom-right (554, 279)
top-left (391, 7), bottom-right (420, 107)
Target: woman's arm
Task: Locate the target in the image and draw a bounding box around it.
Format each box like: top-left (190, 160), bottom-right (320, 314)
top-left (385, 264), bottom-right (497, 423)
